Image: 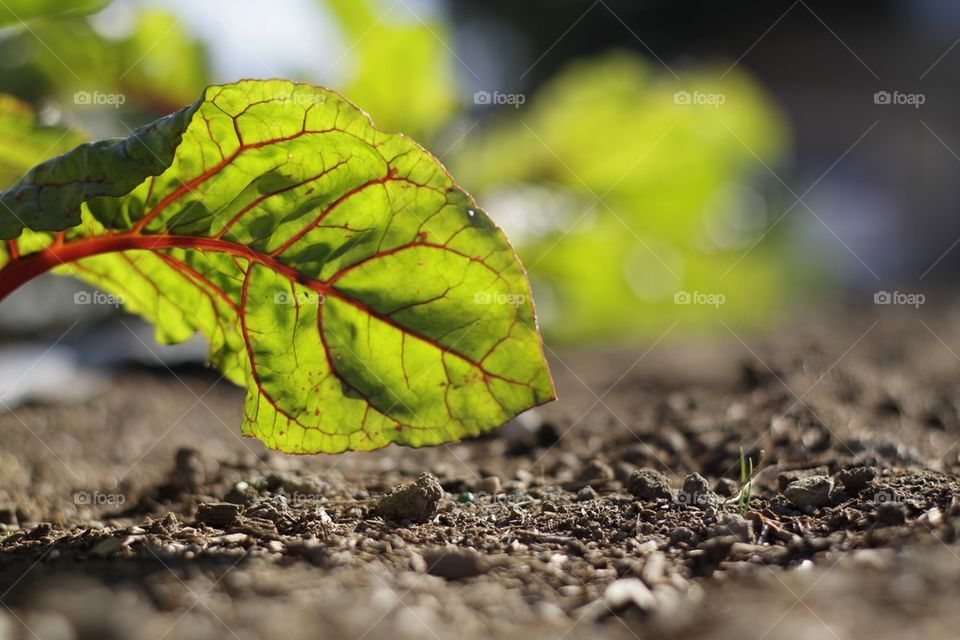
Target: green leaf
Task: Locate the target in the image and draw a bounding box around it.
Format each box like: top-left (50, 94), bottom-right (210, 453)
top-left (0, 99), bottom-right (198, 238)
top-left (0, 79), bottom-right (554, 453)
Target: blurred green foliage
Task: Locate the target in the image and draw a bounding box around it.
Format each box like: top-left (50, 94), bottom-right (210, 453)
top-left (450, 54), bottom-right (793, 341)
top-left (0, 94), bottom-right (83, 188)
top-left (323, 0), bottom-right (456, 141)
top-left (0, 0), bottom-right (798, 343)
top-left (0, 5), bottom-right (208, 115)
top-left (0, 0), bottom-right (108, 27)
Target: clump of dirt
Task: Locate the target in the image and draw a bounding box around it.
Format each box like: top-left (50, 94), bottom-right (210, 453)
top-left (1, 308), bottom-right (959, 640)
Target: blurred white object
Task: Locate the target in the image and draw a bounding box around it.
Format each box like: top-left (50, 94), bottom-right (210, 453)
top-left (0, 343), bottom-right (106, 408)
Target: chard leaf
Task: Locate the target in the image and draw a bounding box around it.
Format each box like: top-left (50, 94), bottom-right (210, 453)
top-left (0, 80), bottom-right (554, 453)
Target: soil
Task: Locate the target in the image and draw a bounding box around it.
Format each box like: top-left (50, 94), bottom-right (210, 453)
top-left (2, 307), bottom-right (960, 640)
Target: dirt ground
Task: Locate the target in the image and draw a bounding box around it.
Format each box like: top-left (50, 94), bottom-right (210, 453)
top-left (2, 306), bottom-right (960, 640)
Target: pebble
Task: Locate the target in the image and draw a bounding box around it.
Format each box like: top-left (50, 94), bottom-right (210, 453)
top-left (577, 459), bottom-right (615, 488)
top-left (920, 507), bottom-right (943, 527)
top-left (170, 447), bottom-right (205, 493)
top-left (373, 473), bottom-right (444, 523)
top-left (668, 527), bottom-right (695, 547)
top-left (783, 475), bottom-right (834, 510)
top-left (777, 466), bottom-right (831, 492)
top-left (0, 507), bottom-right (17, 526)
top-left (836, 466), bottom-right (876, 492)
top-left (221, 533), bottom-right (250, 545)
top-left (422, 546), bottom-right (489, 580)
top-left (196, 502), bottom-right (242, 528)
top-left (876, 502), bottom-right (906, 526)
top-left (709, 513), bottom-right (753, 542)
top-left (640, 552), bottom-right (666, 585)
top-left (532, 600), bottom-right (566, 622)
top-left (90, 536), bottom-right (127, 557)
top-left (576, 486), bottom-right (597, 501)
top-left (458, 491), bottom-right (476, 503)
top-left (478, 476), bottom-right (501, 494)
top-left (680, 473), bottom-right (718, 509)
top-left (714, 478), bottom-right (739, 497)
top-left (627, 468), bottom-right (674, 502)
top-left (603, 578), bottom-right (656, 611)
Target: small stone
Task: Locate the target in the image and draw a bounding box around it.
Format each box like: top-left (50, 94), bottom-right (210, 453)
top-left (699, 536), bottom-right (736, 564)
top-left (709, 513), bottom-right (752, 542)
top-left (576, 486), bottom-right (597, 502)
top-left (577, 460), bottom-right (615, 488)
top-left (458, 491), bottom-right (476, 504)
top-left (422, 546), bottom-right (489, 580)
top-left (668, 527), bottom-right (695, 547)
top-left (536, 421), bottom-right (561, 447)
top-left (683, 473), bottom-right (710, 495)
top-left (680, 473), bottom-right (718, 509)
top-left (920, 507), bottom-right (943, 528)
top-left (373, 473), bottom-right (444, 523)
top-left (836, 466), bottom-right (876, 493)
top-left (170, 447), bottom-right (205, 493)
top-left (221, 533), bottom-right (250, 545)
top-left (777, 466), bottom-right (830, 492)
top-left (603, 578), bottom-right (656, 611)
top-left (640, 552), bottom-right (666, 585)
top-left (876, 502), bottom-right (906, 526)
top-left (478, 476), bottom-right (501, 494)
top-left (714, 478), bottom-right (739, 497)
top-left (90, 536), bottom-right (127, 557)
top-left (783, 476), bottom-right (834, 511)
top-left (148, 513), bottom-right (179, 535)
top-left (532, 601), bottom-right (566, 622)
top-left (196, 502), bottom-right (242, 528)
top-left (627, 468), bottom-right (673, 501)
top-left (0, 507), bottom-right (17, 526)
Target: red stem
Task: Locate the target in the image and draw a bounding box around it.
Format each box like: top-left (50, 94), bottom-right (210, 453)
top-left (0, 234), bottom-right (334, 303)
